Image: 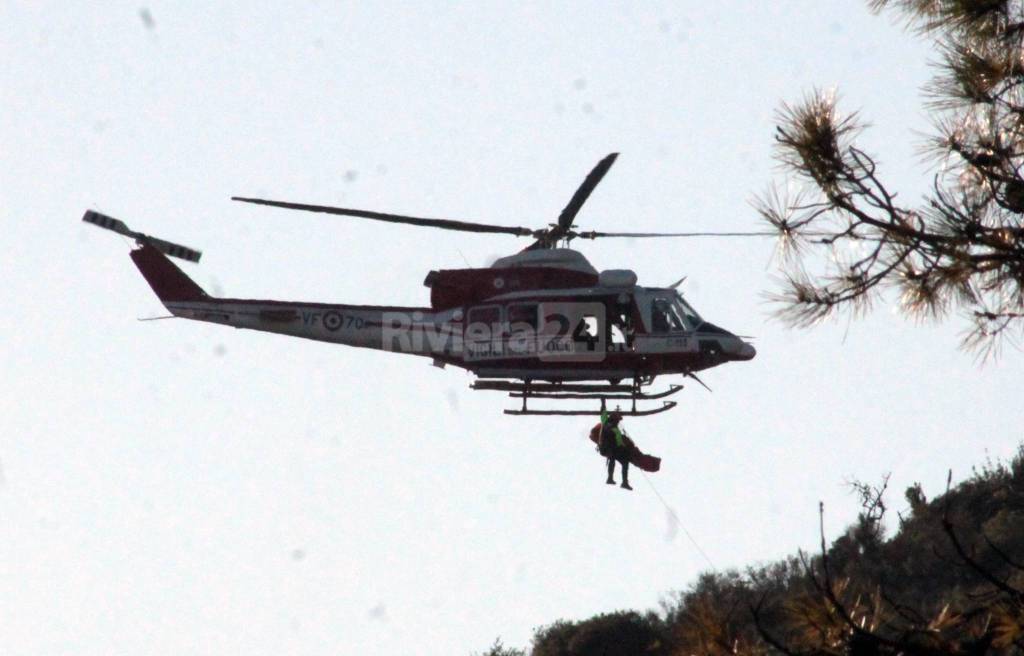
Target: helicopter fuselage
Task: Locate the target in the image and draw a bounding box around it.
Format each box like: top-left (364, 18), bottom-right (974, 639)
top-left (87, 150), bottom-right (761, 416)
top-left (131, 242), bottom-right (755, 385)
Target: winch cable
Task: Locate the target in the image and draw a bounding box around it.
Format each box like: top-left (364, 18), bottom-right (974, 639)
top-left (640, 470), bottom-right (716, 571)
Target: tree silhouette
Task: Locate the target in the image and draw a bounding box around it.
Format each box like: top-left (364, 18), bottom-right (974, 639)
top-left (758, 0), bottom-right (1024, 358)
top-left (474, 637), bottom-right (525, 656)
top-left (529, 611), bottom-right (670, 656)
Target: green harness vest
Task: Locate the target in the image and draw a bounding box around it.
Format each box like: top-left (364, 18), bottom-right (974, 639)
top-left (600, 409), bottom-right (625, 447)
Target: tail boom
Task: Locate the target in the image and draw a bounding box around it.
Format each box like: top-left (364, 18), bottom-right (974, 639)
top-left (164, 298), bottom-right (440, 352)
top-left (130, 243), bottom-right (445, 353)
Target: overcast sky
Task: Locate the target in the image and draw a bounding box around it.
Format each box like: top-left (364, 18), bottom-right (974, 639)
top-left (3, 2), bottom-right (1022, 655)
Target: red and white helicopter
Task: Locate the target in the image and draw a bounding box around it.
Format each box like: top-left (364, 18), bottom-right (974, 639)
top-left (83, 153), bottom-right (755, 416)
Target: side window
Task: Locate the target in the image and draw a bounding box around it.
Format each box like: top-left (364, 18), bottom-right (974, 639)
top-left (610, 324), bottom-right (627, 346)
top-left (508, 303), bottom-right (538, 331)
top-left (572, 314), bottom-right (600, 352)
top-left (466, 305), bottom-right (502, 342)
top-left (507, 303), bottom-right (538, 348)
top-left (610, 294), bottom-right (635, 349)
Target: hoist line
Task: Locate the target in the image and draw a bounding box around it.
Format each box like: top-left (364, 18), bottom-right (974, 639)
top-left (640, 471), bottom-right (716, 571)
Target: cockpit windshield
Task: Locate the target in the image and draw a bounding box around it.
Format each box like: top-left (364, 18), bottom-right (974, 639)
top-left (674, 292), bottom-right (702, 328)
top-left (648, 291), bottom-right (703, 333)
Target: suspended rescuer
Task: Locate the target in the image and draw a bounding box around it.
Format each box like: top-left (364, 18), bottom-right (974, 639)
top-left (587, 409), bottom-right (661, 490)
top-left (599, 409), bottom-right (632, 490)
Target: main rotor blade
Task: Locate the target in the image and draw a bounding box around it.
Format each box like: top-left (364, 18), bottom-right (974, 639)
top-left (524, 152), bottom-right (620, 249)
top-left (573, 229), bottom-right (774, 239)
top-left (232, 197), bottom-right (537, 237)
top-left (555, 152), bottom-right (618, 235)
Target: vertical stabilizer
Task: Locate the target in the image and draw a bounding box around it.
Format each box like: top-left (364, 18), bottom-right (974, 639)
top-left (129, 244), bottom-right (208, 303)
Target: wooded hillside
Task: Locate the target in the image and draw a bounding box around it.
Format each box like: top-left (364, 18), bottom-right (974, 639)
top-left (480, 446), bottom-right (1024, 655)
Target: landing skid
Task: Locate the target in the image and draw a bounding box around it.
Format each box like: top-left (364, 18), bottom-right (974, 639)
top-left (503, 402), bottom-right (677, 417)
top-left (471, 379), bottom-right (682, 417)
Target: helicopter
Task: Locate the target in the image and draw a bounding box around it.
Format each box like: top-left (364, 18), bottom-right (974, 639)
top-left (82, 153), bottom-right (755, 416)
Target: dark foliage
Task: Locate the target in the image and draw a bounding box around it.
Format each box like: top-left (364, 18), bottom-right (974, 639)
top-left (476, 445), bottom-right (1024, 655)
top-left (530, 611), bottom-right (671, 656)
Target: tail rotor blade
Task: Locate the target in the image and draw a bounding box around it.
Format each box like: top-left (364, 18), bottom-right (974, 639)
top-left (82, 210), bottom-right (134, 238)
top-left (82, 210), bottom-right (202, 262)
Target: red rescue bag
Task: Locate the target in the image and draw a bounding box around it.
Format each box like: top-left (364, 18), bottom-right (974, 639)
top-left (587, 423), bottom-right (661, 473)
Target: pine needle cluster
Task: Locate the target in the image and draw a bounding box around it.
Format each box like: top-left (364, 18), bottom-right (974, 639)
top-left (759, 0), bottom-right (1024, 358)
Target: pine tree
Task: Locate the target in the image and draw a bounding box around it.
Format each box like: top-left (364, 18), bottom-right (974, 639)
top-left (759, 0), bottom-right (1024, 358)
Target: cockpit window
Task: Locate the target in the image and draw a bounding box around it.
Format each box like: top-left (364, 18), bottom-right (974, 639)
top-left (648, 293), bottom-right (702, 333)
top-left (675, 293), bottom-right (702, 328)
top-left (651, 298), bottom-right (685, 332)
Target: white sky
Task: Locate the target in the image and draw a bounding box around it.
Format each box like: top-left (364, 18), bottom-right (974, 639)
top-left (3, 2), bottom-right (1021, 655)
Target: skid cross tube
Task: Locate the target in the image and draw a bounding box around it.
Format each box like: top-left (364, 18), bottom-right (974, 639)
top-left (472, 377), bottom-right (682, 417)
top-left (472, 380), bottom-right (637, 394)
top-left (507, 384), bottom-right (682, 401)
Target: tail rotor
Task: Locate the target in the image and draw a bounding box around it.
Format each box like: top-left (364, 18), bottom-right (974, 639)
top-left (82, 210), bottom-right (202, 263)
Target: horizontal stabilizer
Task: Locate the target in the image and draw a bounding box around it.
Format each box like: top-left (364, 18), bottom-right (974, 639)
top-left (82, 210), bottom-right (202, 262)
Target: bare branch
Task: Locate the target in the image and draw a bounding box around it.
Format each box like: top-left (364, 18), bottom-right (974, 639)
top-left (761, 22), bottom-right (1024, 357)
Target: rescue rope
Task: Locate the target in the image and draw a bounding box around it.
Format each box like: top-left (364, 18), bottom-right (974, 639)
top-left (640, 471), bottom-right (716, 571)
